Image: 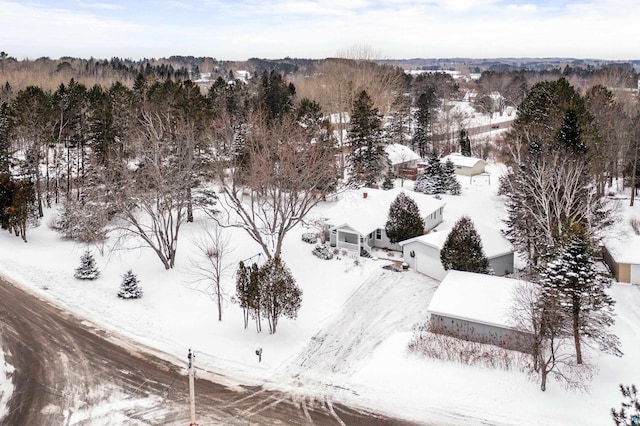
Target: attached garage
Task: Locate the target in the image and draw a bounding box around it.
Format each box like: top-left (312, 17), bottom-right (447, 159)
top-left (400, 221), bottom-right (514, 280)
top-left (403, 240), bottom-right (446, 280)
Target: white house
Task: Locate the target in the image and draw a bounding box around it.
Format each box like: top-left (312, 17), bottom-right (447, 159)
top-left (399, 221), bottom-right (514, 280)
top-left (428, 270), bottom-right (534, 352)
top-left (323, 187), bottom-right (445, 256)
top-left (441, 153), bottom-right (486, 176)
top-left (385, 143), bottom-right (421, 178)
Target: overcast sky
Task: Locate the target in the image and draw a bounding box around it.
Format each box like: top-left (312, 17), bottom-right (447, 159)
top-left (1, 0), bottom-right (638, 61)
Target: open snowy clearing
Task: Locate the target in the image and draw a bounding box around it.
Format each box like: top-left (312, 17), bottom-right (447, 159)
top-left (1, 164), bottom-right (639, 425)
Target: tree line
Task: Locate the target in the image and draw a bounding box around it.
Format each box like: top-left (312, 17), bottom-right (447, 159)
top-left (500, 77), bottom-right (639, 391)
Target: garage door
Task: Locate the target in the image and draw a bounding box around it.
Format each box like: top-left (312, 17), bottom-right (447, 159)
top-left (416, 249), bottom-right (446, 280)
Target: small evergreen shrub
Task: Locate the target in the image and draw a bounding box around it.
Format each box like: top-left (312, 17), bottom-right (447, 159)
top-left (118, 269), bottom-right (143, 299)
top-left (74, 249), bottom-right (100, 280)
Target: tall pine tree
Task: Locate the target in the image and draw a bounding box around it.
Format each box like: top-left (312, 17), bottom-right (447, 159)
top-left (459, 129), bottom-right (471, 156)
top-left (415, 154), bottom-right (460, 195)
top-left (540, 231), bottom-right (621, 364)
top-left (440, 215), bottom-right (490, 274)
top-left (347, 90), bottom-right (386, 187)
top-left (385, 192), bottom-right (425, 243)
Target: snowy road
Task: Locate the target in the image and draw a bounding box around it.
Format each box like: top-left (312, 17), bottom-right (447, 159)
top-left (0, 275), bottom-right (418, 425)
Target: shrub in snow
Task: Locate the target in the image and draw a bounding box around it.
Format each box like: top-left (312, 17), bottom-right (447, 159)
top-left (301, 232), bottom-right (317, 244)
top-left (407, 323), bottom-right (528, 372)
top-left (118, 270), bottom-right (143, 299)
top-left (312, 245), bottom-right (333, 260)
top-left (74, 249), bottom-right (100, 280)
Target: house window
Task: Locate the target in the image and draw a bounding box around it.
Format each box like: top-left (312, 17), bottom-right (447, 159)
top-left (376, 229), bottom-right (381, 240)
top-left (369, 232), bottom-right (374, 239)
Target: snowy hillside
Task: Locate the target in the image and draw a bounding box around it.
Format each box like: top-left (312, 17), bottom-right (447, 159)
top-left (1, 164), bottom-right (639, 425)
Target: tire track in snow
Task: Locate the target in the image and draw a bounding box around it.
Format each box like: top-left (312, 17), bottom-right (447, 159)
top-left (281, 267), bottom-right (439, 389)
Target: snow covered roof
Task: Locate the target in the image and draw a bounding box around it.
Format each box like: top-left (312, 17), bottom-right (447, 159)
top-left (385, 144), bottom-right (421, 166)
top-left (399, 220), bottom-right (513, 258)
top-left (604, 220), bottom-right (640, 264)
top-left (428, 270), bottom-right (527, 329)
top-left (441, 153), bottom-right (486, 169)
top-left (324, 188), bottom-right (446, 236)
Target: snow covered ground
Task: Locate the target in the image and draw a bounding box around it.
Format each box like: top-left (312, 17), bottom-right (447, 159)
top-left (0, 162), bottom-right (639, 425)
top-left (0, 348), bottom-right (14, 422)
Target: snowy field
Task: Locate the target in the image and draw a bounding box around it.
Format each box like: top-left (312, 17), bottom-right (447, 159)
top-left (0, 162), bottom-right (639, 425)
top-left (0, 348), bottom-right (14, 422)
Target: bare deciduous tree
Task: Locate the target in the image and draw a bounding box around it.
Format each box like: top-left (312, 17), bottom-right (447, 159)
top-left (189, 222), bottom-right (233, 321)
top-left (512, 280), bottom-right (593, 392)
top-left (500, 149), bottom-right (613, 265)
top-left (111, 110), bottom-right (194, 270)
top-left (210, 114), bottom-right (339, 260)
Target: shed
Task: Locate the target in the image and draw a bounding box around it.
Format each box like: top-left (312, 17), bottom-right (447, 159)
top-left (603, 235), bottom-right (640, 285)
top-left (427, 270), bottom-right (534, 352)
top-left (399, 222), bottom-right (514, 280)
top-left (441, 153), bottom-right (486, 176)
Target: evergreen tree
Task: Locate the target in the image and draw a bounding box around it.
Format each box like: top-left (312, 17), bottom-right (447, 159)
top-left (556, 108), bottom-right (587, 154)
top-left (0, 101), bottom-right (12, 175)
top-left (414, 153), bottom-right (443, 194)
top-left (611, 384), bottom-right (640, 426)
top-left (440, 215), bottom-right (490, 274)
top-left (540, 231), bottom-right (621, 364)
top-left (459, 129), bottom-right (471, 156)
top-left (508, 77), bottom-right (593, 163)
top-left (412, 89), bottom-right (438, 157)
top-left (385, 192), bottom-right (425, 244)
top-left (414, 154), bottom-right (460, 195)
top-left (441, 159), bottom-right (461, 195)
top-left (236, 261), bottom-right (251, 329)
top-left (381, 170), bottom-right (395, 190)
top-left (74, 249), bottom-right (100, 280)
top-left (235, 261), bottom-right (263, 332)
top-left (258, 257), bottom-right (302, 334)
top-left (118, 269), bottom-right (142, 299)
top-left (347, 90), bottom-right (386, 187)
top-left (258, 70), bottom-right (294, 123)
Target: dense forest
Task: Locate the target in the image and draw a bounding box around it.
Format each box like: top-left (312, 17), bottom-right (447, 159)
top-left (0, 54), bottom-right (638, 266)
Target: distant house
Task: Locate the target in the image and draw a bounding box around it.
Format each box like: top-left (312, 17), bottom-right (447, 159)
top-left (399, 221), bottom-right (514, 280)
top-left (427, 270), bottom-right (534, 353)
top-left (323, 188), bottom-right (445, 256)
top-left (603, 234), bottom-right (640, 285)
top-left (385, 143), bottom-right (421, 179)
top-left (441, 153), bottom-right (486, 176)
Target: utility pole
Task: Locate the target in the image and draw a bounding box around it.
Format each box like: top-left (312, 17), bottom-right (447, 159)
top-left (188, 349), bottom-right (197, 425)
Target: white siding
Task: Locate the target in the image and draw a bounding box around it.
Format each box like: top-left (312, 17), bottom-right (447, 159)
top-left (632, 264), bottom-right (640, 285)
top-left (402, 241), bottom-right (446, 280)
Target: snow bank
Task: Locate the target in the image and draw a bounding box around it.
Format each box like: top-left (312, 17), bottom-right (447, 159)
top-left (0, 347), bottom-right (14, 422)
